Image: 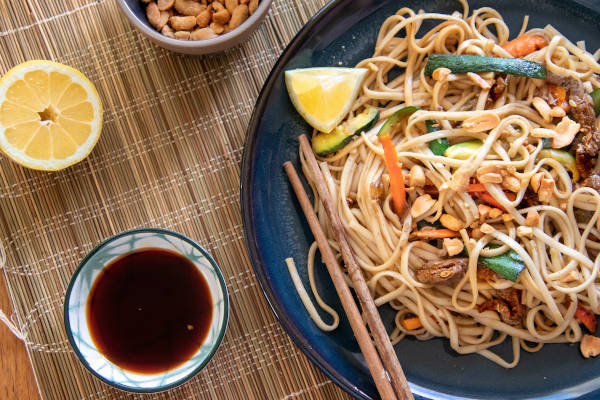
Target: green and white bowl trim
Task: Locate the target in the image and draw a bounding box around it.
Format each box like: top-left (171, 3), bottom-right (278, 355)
top-left (64, 228), bottom-right (229, 393)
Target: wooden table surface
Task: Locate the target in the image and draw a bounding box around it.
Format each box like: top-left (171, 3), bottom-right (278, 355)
top-left (0, 273), bottom-right (40, 400)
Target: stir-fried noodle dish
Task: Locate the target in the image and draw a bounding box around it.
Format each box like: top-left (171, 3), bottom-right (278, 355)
top-left (290, 0), bottom-right (600, 368)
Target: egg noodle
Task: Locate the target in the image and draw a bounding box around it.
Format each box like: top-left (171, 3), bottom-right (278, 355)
top-left (291, 0), bottom-right (600, 367)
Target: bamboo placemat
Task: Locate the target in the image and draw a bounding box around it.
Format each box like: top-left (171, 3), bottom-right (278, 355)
top-left (0, 0), bottom-right (354, 398)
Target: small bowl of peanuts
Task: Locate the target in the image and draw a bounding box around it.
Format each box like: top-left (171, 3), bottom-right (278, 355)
top-left (117, 0), bottom-right (273, 54)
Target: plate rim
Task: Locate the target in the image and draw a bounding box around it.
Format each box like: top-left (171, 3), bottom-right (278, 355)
top-left (239, 1), bottom-right (600, 399)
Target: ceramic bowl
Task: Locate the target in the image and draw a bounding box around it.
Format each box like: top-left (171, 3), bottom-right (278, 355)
top-left (116, 0), bottom-right (273, 55)
top-left (64, 228), bottom-right (228, 392)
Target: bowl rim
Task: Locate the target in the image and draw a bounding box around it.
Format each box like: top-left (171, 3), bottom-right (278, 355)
top-left (117, 0), bottom-right (273, 49)
top-left (63, 227), bottom-right (229, 393)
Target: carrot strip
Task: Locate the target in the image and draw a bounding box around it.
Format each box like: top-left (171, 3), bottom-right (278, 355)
top-left (401, 317), bottom-right (422, 330)
top-left (547, 83), bottom-right (570, 112)
top-left (380, 133), bottom-right (406, 215)
top-left (480, 191), bottom-right (517, 210)
top-left (503, 35), bottom-right (548, 58)
top-left (576, 305), bottom-right (597, 333)
top-left (414, 229), bottom-right (460, 239)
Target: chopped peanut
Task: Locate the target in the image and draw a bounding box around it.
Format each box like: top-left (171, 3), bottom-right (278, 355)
top-left (478, 204), bottom-right (492, 221)
top-left (502, 213), bottom-right (514, 222)
top-left (502, 175), bottom-right (522, 192)
top-left (564, 270), bottom-right (580, 282)
top-left (532, 96), bottom-right (552, 123)
top-left (408, 165), bottom-right (426, 187)
top-left (444, 238), bottom-right (464, 256)
top-left (538, 178), bottom-right (555, 203)
top-left (580, 334), bottom-right (600, 358)
top-left (432, 67), bottom-right (451, 81)
top-left (471, 227), bottom-right (484, 239)
top-left (525, 209), bottom-right (540, 227)
top-left (552, 116), bottom-right (580, 148)
top-left (526, 144), bottom-right (537, 154)
top-left (479, 172), bottom-right (503, 184)
top-left (440, 214), bottom-right (464, 231)
top-left (462, 113), bottom-right (500, 132)
top-left (488, 208), bottom-right (503, 219)
top-left (530, 172), bottom-right (544, 193)
top-left (517, 225), bottom-right (533, 238)
top-left (411, 194), bottom-right (436, 218)
top-left (549, 106), bottom-right (566, 118)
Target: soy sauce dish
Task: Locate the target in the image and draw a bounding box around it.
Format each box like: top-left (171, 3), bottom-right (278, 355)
top-left (64, 228), bottom-right (228, 392)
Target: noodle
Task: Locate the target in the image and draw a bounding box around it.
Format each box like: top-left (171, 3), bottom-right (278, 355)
top-left (293, 0), bottom-right (600, 367)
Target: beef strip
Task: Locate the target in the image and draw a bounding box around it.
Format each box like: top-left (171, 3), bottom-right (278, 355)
top-left (478, 288), bottom-right (524, 326)
top-left (546, 71), bottom-right (600, 188)
top-left (413, 258), bottom-right (467, 284)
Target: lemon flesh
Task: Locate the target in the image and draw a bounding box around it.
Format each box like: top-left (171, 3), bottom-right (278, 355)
top-left (0, 60), bottom-right (103, 171)
top-left (285, 67), bottom-right (367, 133)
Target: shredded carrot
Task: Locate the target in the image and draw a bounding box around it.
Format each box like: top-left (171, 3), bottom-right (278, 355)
top-left (401, 317), bottom-right (423, 330)
top-left (547, 83), bottom-right (570, 112)
top-left (480, 191), bottom-right (516, 210)
top-left (576, 305), bottom-right (597, 333)
top-left (502, 35), bottom-right (548, 58)
top-left (414, 229), bottom-right (460, 239)
top-left (380, 134), bottom-right (406, 215)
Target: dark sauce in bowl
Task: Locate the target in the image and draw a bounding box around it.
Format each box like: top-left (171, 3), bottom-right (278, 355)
top-left (86, 248), bottom-right (213, 374)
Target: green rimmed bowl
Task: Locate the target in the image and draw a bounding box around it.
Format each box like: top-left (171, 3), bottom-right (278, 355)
top-left (63, 228), bottom-right (229, 393)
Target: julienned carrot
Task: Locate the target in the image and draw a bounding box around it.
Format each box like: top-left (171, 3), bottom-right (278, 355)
top-left (575, 305), bottom-right (597, 333)
top-left (380, 133), bottom-right (406, 215)
top-left (401, 317), bottom-right (423, 330)
top-left (414, 229), bottom-right (460, 239)
top-left (480, 191), bottom-right (517, 210)
top-left (502, 35), bottom-right (548, 58)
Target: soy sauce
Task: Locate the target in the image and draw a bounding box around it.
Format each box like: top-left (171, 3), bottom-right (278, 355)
top-left (87, 248), bottom-right (212, 374)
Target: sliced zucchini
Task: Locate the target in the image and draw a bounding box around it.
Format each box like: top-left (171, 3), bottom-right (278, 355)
top-left (377, 106), bottom-right (419, 138)
top-left (426, 119), bottom-right (450, 156)
top-left (444, 140), bottom-right (483, 160)
top-left (312, 108), bottom-right (379, 156)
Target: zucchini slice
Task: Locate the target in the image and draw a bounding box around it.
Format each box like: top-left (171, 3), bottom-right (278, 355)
top-left (312, 108), bottom-right (379, 156)
top-left (424, 54), bottom-right (546, 80)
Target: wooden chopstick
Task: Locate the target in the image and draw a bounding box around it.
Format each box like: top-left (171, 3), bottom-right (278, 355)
top-left (284, 162), bottom-right (398, 400)
top-left (297, 134), bottom-right (414, 400)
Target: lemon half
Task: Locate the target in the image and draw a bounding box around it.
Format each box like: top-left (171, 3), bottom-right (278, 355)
top-left (0, 60), bottom-right (103, 171)
top-left (285, 67), bottom-right (368, 133)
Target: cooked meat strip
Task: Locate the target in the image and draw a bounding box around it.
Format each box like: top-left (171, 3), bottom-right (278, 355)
top-left (546, 71), bottom-right (600, 185)
top-left (477, 265), bottom-right (502, 281)
top-left (478, 288), bottom-right (524, 326)
top-left (414, 258), bottom-right (467, 284)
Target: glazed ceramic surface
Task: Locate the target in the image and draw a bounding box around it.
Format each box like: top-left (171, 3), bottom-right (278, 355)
top-left (64, 228), bottom-right (228, 392)
top-left (241, 0), bottom-right (600, 399)
top-left (117, 0), bottom-right (273, 55)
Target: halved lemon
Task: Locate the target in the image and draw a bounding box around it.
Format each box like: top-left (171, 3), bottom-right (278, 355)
top-left (285, 67), bottom-right (368, 133)
top-left (0, 60), bottom-right (103, 171)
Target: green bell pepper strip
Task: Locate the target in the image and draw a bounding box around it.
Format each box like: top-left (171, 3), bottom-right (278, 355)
top-left (424, 54), bottom-right (546, 80)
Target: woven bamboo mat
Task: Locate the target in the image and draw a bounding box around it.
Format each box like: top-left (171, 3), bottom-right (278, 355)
top-left (0, 0), bottom-right (354, 398)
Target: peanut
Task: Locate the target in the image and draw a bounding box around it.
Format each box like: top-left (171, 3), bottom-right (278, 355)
top-left (146, 2), bottom-right (162, 29)
top-left (161, 24), bottom-right (175, 38)
top-left (517, 225), bottom-right (533, 238)
top-left (240, 0), bottom-right (249, 3)
top-left (174, 0), bottom-right (205, 15)
top-left (210, 21), bottom-right (225, 34)
top-left (478, 204), bottom-right (492, 221)
top-left (488, 208), bottom-right (503, 219)
top-left (444, 238), bottom-right (464, 256)
top-left (229, 4), bottom-right (249, 29)
top-left (212, 9), bottom-right (231, 24)
top-left (501, 175), bottom-right (521, 193)
top-left (212, 1), bottom-right (225, 11)
top-left (525, 210), bottom-right (540, 227)
top-left (552, 116), bottom-right (580, 148)
top-left (175, 30), bottom-right (191, 40)
top-left (196, 9), bottom-right (211, 27)
top-left (157, 0), bottom-right (174, 10)
top-left (190, 27), bottom-right (217, 40)
top-left (530, 172), bottom-right (544, 193)
top-left (408, 165), bottom-right (426, 187)
top-left (440, 214), bottom-right (464, 231)
top-left (249, 0), bottom-right (258, 14)
top-left (169, 15), bottom-right (197, 30)
top-left (225, 0), bottom-right (238, 13)
top-left (538, 178), bottom-right (555, 203)
top-left (411, 194), bottom-right (436, 218)
top-left (462, 113), bottom-right (500, 132)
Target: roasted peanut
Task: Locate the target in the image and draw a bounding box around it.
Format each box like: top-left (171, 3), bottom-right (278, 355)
top-left (444, 238), bottom-right (464, 256)
top-left (240, 0), bottom-right (249, 3)
top-left (169, 15), bottom-right (197, 30)
top-left (225, 0), bottom-right (238, 13)
top-left (411, 194), bottom-right (436, 218)
top-left (210, 21), bottom-right (225, 34)
top-left (552, 116), bottom-right (580, 148)
top-left (532, 97), bottom-right (553, 123)
top-left (213, 9), bottom-right (231, 24)
top-left (517, 225), bottom-right (533, 238)
top-left (501, 175), bottom-right (521, 193)
top-left (196, 9), bottom-right (211, 27)
top-left (488, 208), bottom-right (503, 219)
top-left (440, 214), bottom-right (464, 231)
top-left (146, 2), bottom-right (162, 29)
top-left (462, 113), bottom-right (500, 132)
top-left (161, 24), bottom-right (175, 38)
top-left (478, 204), bottom-right (492, 221)
top-left (525, 209), bottom-right (540, 227)
top-left (530, 172), bottom-right (544, 193)
top-left (175, 30), bottom-right (191, 40)
top-left (190, 27), bottom-right (218, 40)
top-left (212, 1), bottom-right (225, 11)
top-left (538, 178), bottom-right (555, 203)
top-left (174, 0), bottom-right (205, 15)
top-left (408, 165), bottom-right (426, 187)
top-left (157, 0), bottom-right (174, 10)
top-left (249, 0), bottom-right (258, 14)
top-left (229, 4), bottom-right (249, 29)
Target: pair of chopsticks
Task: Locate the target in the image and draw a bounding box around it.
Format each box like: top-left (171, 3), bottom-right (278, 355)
top-left (283, 135), bottom-right (414, 400)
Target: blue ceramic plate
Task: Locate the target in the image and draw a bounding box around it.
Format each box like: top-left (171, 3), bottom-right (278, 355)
top-left (241, 1), bottom-right (600, 399)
